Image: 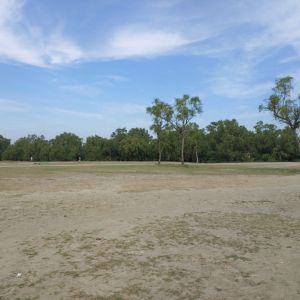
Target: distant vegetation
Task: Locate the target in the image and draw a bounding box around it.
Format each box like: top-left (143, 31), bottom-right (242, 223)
top-left (0, 77), bottom-right (299, 163)
top-left (0, 120), bottom-right (298, 163)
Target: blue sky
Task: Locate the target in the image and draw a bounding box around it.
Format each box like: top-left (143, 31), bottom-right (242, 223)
top-left (1, 0), bottom-right (300, 140)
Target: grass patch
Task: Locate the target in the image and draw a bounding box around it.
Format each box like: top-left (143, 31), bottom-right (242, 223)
top-left (1, 161), bottom-right (300, 180)
top-left (2, 202), bottom-right (300, 299)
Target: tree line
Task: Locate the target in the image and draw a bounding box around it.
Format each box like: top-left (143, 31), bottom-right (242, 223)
top-left (0, 76), bottom-right (299, 163)
top-left (0, 119), bottom-right (298, 162)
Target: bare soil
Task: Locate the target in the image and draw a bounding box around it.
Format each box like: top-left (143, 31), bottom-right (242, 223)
top-left (0, 162), bottom-right (299, 299)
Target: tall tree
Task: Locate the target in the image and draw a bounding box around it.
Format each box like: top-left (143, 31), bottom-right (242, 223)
top-left (146, 98), bottom-right (173, 164)
top-left (259, 76), bottom-right (300, 154)
top-left (172, 95), bottom-right (203, 165)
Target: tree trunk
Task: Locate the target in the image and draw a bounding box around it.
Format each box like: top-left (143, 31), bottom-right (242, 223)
top-left (195, 144), bottom-right (199, 164)
top-left (181, 135), bottom-right (185, 165)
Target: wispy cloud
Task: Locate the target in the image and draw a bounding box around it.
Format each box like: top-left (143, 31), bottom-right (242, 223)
top-left (59, 74), bottom-right (129, 98)
top-left (243, 0), bottom-right (300, 56)
top-left (0, 98), bottom-right (30, 112)
top-left (205, 57), bottom-right (273, 100)
top-left (43, 31), bottom-right (83, 65)
top-left (97, 26), bottom-right (193, 59)
top-left (51, 108), bottom-right (103, 119)
top-left (1, 0), bottom-right (300, 69)
top-left (212, 80), bottom-right (273, 99)
top-left (60, 83), bottom-right (102, 98)
top-left (49, 101), bottom-right (145, 119)
top-left (0, 0), bottom-right (82, 67)
top-left (0, 1), bottom-right (195, 66)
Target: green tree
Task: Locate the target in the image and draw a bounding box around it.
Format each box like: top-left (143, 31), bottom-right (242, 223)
top-left (35, 136), bottom-right (50, 161)
top-left (253, 121), bottom-right (279, 161)
top-left (110, 128), bottom-right (128, 160)
top-left (160, 129), bottom-right (181, 161)
top-left (259, 76), bottom-right (300, 155)
top-left (146, 98), bottom-right (173, 164)
top-left (171, 95), bottom-right (203, 165)
top-left (254, 121), bottom-right (297, 161)
top-left (84, 135), bottom-right (109, 161)
top-left (275, 127), bottom-right (298, 160)
top-left (120, 128), bottom-right (153, 161)
top-left (0, 135), bottom-right (10, 160)
top-left (185, 123), bottom-right (207, 163)
top-left (49, 132), bottom-right (82, 161)
top-left (2, 135), bottom-right (48, 161)
top-left (206, 119), bottom-right (253, 162)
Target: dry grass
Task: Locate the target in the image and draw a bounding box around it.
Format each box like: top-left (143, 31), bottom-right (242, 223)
top-left (0, 161), bottom-right (300, 299)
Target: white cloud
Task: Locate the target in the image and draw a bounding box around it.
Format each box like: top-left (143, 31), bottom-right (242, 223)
top-left (0, 0), bottom-right (23, 24)
top-left (0, 0), bottom-right (83, 67)
top-left (1, 0), bottom-right (300, 68)
top-left (99, 27), bottom-right (192, 59)
top-left (0, 1), bottom-right (195, 66)
top-left (43, 32), bottom-right (83, 65)
top-left (220, 0), bottom-right (300, 62)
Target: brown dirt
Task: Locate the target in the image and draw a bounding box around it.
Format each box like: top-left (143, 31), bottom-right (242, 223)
top-left (0, 162), bottom-right (300, 299)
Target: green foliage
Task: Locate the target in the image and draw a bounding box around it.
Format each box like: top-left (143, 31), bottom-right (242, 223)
top-left (205, 119), bottom-right (253, 162)
top-left (160, 130), bottom-right (181, 161)
top-left (110, 128), bottom-right (128, 160)
top-left (146, 98), bottom-right (173, 163)
top-left (2, 135), bottom-right (49, 161)
top-left (253, 122), bottom-right (297, 161)
top-left (185, 124), bottom-right (207, 163)
top-left (273, 127), bottom-right (298, 161)
top-left (1, 121), bottom-right (298, 162)
top-left (108, 128), bottom-right (155, 161)
top-left (146, 95), bottom-right (202, 164)
top-left (173, 95), bottom-right (202, 130)
top-left (49, 132), bottom-right (82, 161)
top-left (120, 128), bottom-right (154, 161)
top-left (253, 121), bottom-right (279, 161)
top-left (259, 76), bottom-right (300, 154)
top-left (84, 135), bottom-right (110, 161)
top-left (0, 135), bottom-right (10, 160)
top-left (146, 98), bottom-right (173, 134)
top-left (172, 95), bottom-right (203, 164)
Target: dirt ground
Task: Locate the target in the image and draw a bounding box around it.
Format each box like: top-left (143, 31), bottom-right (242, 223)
top-left (0, 161), bottom-right (299, 300)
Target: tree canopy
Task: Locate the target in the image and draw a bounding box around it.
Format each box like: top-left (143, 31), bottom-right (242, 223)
top-left (172, 95), bottom-right (203, 165)
top-left (0, 120), bottom-right (298, 163)
top-left (259, 76), bottom-right (300, 154)
top-left (146, 98), bottom-right (173, 164)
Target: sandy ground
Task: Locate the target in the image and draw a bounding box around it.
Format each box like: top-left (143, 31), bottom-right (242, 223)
top-left (0, 162), bottom-right (299, 299)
